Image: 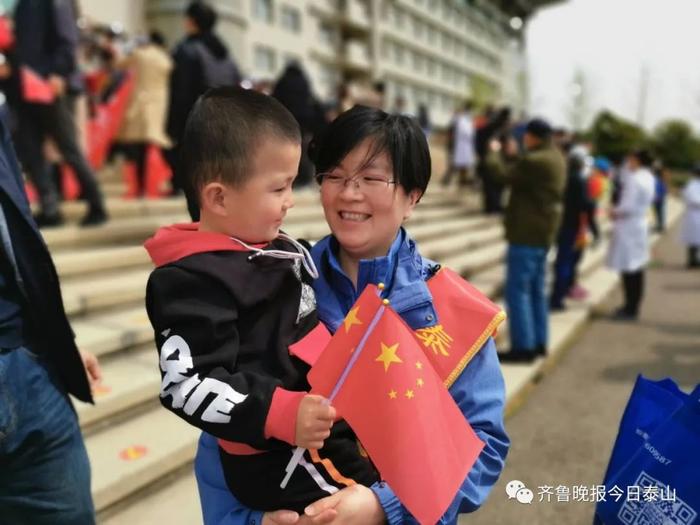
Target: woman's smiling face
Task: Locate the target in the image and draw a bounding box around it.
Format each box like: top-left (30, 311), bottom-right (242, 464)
top-left (319, 138), bottom-right (421, 261)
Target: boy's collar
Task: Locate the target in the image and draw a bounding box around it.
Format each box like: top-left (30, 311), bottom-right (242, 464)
top-left (144, 222), bottom-right (270, 267)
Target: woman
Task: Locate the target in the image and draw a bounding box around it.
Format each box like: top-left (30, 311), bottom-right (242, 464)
top-left (115, 31), bottom-right (172, 196)
top-left (606, 149), bottom-right (656, 320)
top-left (680, 164), bottom-right (700, 268)
top-left (195, 106), bottom-right (509, 524)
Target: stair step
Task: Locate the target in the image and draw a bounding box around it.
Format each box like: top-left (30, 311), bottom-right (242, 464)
top-left (53, 215), bottom-right (496, 284)
top-left (76, 344), bottom-right (158, 431)
top-left (73, 306), bottom-right (151, 357)
top-left (55, 245), bottom-right (149, 280)
top-left (100, 469), bottom-right (202, 525)
top-left (63, 269), bottom-right (150, 316)
top-left (86, 407), bottom-right (199, 512)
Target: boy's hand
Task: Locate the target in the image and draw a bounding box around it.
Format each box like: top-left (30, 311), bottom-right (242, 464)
top-left (296, 394), bottom-right (335, 449)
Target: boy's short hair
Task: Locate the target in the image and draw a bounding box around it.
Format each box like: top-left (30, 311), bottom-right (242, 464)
top-left (181, 87), bottom-right (301, 203)
top-left (309, 105), bottom-right (431, 197)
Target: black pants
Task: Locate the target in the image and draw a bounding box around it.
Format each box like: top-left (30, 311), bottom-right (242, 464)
top-left (121, 143), bottom-right (147, 196)
top-left (689, 246), bottom-right (699, 267)
top-left (14, 96), bottom-right (105, 217)
top-left (621, 270), bottom-right (644, 316)
top-left (477, 162), bottom-right (503, 214)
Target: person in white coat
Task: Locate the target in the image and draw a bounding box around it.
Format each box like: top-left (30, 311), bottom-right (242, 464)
top-left (442, 101), bottom-right (475, 187)
top-left (680, 165), bottom-right (700, 268)
top-left (606, 150), bottom-right (656, 320)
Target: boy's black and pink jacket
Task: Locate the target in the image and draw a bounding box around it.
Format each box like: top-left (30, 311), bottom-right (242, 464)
top-left (144, 223), bottom-right (378, 510)
top-left (144, 223), bottom-right (326, 450)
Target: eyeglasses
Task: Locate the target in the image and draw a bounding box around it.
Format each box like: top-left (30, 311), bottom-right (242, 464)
top-left (316, 172), bottom-right (396, 192)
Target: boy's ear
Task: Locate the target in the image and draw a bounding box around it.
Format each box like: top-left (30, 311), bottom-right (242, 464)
top-left (402, 189), bottom-right (423, 220)
top-left (200, 182), bottom-right (228, 216)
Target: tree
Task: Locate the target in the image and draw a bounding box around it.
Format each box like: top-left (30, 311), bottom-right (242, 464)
top-left (650, 119), bottom-right (700, 170)
top-left (588, 110), bottom-right (648, 164)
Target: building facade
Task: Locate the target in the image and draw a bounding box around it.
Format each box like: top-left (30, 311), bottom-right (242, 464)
top-left (80, 0), bottom-right (557, 126)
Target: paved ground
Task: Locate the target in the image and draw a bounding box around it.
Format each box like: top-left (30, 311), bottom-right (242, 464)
top-left (464, 224), bottom-right (700, 525)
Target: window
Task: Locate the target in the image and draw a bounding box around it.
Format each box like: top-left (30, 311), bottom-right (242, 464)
top-left (381, 39), bottom-right (390, 59)
top-left (254, 45), bottom-right (276, 73)
top-left (427, 25), bottom-right (437, 45)
top-left (252, 0), bottom-right (273, 23)
top-left (427, 59), bottom-right (436, 76)
top-left (395, 8), bottom-right (405, 29)
top-left (395, 45), bottom-right (405, 65)
top-left (280, 5), bottom-right (301, 32)
top-left (319, 22), bottom-right (337, 47)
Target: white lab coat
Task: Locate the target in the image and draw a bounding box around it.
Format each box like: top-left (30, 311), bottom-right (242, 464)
top-left (680, 178), bottom-right (700, 246)
top-left (451, 113), bottom-right (475, 168)
top-left (607, 167), bottom-right (655, 272)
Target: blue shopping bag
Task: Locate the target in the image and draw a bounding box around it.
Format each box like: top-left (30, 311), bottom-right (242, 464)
top-left (601, 376), bottom-right (688, 485)
top-left (595, 381), bottom-right (700, 525)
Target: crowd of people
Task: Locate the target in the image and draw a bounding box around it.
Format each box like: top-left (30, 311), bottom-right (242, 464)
top-left (438, 104), bottom-right (699, 362)
top-left (0, 0), bottom-right (698, 524)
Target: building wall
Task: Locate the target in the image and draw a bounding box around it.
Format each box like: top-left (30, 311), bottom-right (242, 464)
top-left (80, 0), bottom-right (524, 127)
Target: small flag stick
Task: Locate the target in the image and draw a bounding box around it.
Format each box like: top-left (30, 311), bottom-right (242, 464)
top-left (280, 298), bottom-right (387, 489)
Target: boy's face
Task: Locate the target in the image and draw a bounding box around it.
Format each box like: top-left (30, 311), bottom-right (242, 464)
top-left (208, 139), bottom-right (301, 243)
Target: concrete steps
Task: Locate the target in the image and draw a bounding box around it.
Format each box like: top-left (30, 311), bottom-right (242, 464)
top-left (52, 179), bottom-right (681, 523)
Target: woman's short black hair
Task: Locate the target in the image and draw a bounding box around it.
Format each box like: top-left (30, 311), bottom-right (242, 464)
top-left (181, 87), bottom-right (301, 203)
top-left (310, 105), bottom-right (431, 197)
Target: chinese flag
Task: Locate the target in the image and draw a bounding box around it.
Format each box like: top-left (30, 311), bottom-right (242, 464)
top-left (308, 286), bottom-right (484, 524)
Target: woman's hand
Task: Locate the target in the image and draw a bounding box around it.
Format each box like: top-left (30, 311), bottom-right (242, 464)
top-left (303, 485), bottom-right (386, 525)
top-left (262, 507), bottom-right (338, 525)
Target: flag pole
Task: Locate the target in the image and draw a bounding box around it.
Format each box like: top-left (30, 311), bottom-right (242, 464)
top-left (281, 287), bottom-right (388, 489)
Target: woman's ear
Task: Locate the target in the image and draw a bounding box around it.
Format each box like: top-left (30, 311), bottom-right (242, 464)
top-left (403, 189), bottom-right (423, 220)
top-left (200, 182), bottom-right (227, 216)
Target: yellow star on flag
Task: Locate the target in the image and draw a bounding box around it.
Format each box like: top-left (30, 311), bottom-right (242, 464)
top-left (343, 307), bottom-right (363, 333)
top-left (405, 389), bottom-right (414, 399)
top-left (375, 342), bottom-right (402, 372)
top-left (388, 389), bottom-right (397, 399)
top-left (415, 361), bottom-right (423, 370)
top-left (416, 378), bottom-right (424, 388)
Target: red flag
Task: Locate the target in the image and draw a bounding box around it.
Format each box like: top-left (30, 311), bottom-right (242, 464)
top-left (308, 286), bottom-right (484, 524)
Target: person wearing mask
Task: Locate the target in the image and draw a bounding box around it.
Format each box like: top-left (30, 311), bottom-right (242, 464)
top-left (12, 0), bottom-right (108, 227)
top-left (490, 118), bottom-right (566, 363)
top-left (606, 150), bottom-right (656, 321)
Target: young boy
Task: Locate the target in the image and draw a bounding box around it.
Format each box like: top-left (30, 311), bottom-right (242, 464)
top-left (144, 87), bottom-right (378, 511)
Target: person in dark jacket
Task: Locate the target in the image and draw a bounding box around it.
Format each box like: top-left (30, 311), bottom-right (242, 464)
top-left (475, 107), bottom-right (511, 214)
top-left (12, 0), bottom-right (108, 227)
top-left (549, 149), bottom-right (598, 310)
top-left (490, 118), bottom-right (566, 363)
top-left (0, 117), bottom-right (101, 523)
top-left (165, 0), bottom-right (241, 216)
top-left (272, 62), bottom-right (325, 188)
